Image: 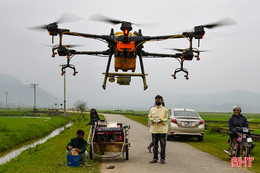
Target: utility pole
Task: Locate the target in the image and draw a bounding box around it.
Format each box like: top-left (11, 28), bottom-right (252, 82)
top-left (30, 83), bottom-right (39, 112)
top-left (63, 69), bottom-right (66, 117)
top-left (5, 92), bottom-right (8, 109)
top-left (59, 56), bottom-right (77, 117)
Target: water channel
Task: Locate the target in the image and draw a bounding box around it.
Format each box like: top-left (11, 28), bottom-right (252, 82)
top-left (0, 122), bottom-right (73, 166)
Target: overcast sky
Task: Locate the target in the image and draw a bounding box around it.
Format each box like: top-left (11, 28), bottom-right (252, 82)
top-left (0, 0), bottom-right (260, 109)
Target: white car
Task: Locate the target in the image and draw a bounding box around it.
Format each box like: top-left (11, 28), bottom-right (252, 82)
top-left (167, 108), bottom-right (205, 141)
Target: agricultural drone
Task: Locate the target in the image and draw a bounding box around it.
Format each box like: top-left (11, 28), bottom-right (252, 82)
top-left (30, 14), bottom-right (234, 90)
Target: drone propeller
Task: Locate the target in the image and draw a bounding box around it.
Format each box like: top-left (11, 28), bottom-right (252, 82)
top-left (28, 13), bottom-right (82, 31)
top-left (89, 14), bottom-right (128, 25)
top-left (62, 44), bottom-right (83, 48)
top-left (43, 44), bottom-right (83, 48)
top-left (166, 48), bottom-right (184, 52)
top-left (165, 48), bottom-right (209, 53)
top-left (29, 24), bottom-right (52, 31)
top-left (89, 14), bottom-right (160, 28)
top-left (197, 18), bottom-right (236, 29)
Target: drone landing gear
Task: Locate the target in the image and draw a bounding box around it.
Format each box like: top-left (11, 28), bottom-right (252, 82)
top-left (61, 65), bottom-right (78, 76)
top-left (102, 52), bottom-right (113, 90)
top-left (172, 61), bottom-right (189, 80)
top-left (102, 51), bottom-right (148, 90)
top-left (138, 53), bottom-right (148, 90)
top-left (61, 55), bottom-right (78, 76)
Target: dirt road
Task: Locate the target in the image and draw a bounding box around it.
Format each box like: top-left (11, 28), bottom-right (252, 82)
top-left (100, 114), bottom-right (248, 173)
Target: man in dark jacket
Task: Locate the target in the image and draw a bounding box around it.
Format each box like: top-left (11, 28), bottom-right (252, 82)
top-left (67, 129), bottom-right (88, 165)
top-left (228, 105), bottom-right (248, 149)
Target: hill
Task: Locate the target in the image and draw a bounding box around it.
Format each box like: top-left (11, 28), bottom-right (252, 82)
top-left (168, 90), bottom-right (260, 113)
top-left (0, 73), bottom-right (60, 108)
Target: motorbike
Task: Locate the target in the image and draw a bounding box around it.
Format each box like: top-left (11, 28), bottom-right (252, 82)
top-left (224, 127), bottom-right (255, 158)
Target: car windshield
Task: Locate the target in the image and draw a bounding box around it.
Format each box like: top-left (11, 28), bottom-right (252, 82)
top-left (174, 111), bottom-right (199, 118)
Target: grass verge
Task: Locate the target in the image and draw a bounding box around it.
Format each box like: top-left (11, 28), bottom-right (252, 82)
top-left (0, 113), bottom-right (104, 173)
top-left (0, 116), bottom-right (68, 152)
top-left (0, 110), bottom-right (54, 117)
top-left (200, 112), bottom-right (260, 123)
top-left (122, 114), bottom-right (148, 126)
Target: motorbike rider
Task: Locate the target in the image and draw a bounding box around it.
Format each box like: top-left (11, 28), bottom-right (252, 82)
top-left (228, 105), bottom-right (248, 149)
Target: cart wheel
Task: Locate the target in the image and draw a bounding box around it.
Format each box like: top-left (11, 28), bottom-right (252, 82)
top-left (90, 145), bottom-right (93, 160)
top-left (125, 139), bottom-right (129, 160)
top-left (125, 146), bottom-right (129, 160)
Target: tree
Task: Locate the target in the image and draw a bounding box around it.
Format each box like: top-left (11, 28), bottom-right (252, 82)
top-left (74, 100), bottom-right (88, 121)
top-left (74, 100), bottom-right (88, 122)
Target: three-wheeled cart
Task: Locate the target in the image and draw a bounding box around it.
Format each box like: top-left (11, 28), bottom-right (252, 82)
top-left (87, 119), bottom-right (130, 160)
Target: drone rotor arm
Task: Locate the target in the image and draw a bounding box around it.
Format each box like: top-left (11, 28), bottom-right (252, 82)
top-left (62, 31), bottom-right (111, 42)
top-left (146, 34), bottom-right (188, 41)
top-left (73, 50), bottom-right (111, 56)
top-left (141, 51), bottom-right (180, 59)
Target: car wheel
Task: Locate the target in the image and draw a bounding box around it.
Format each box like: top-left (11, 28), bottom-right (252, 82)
top-left (167, 135), bottom-right (175, 141)
top-left (198, 136), bottom-right (204, 141)
top-left (166, 135), bottom-right (170, 141)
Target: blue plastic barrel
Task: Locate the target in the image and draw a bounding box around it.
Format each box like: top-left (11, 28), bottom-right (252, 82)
top-left (67, 154), bottom-right (80, 167)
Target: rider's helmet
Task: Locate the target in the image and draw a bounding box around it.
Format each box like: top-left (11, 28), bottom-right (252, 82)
top-left (233, 105), bottom-right (242, 112)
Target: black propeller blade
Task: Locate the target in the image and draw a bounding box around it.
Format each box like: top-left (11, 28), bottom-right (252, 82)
top-left (165, 48), bottom-right (209, 53)
top-left (198, 18), bottom-right (236, 29)
top-left (28, 24), bottom-right (53, 31)
top-left (166, 48), bottom-right (184, 52)
top-left (43, 44), bottom-right (83, 48)
top-left (89, 14), bottom-right (160, 28)
top-left (89, 14), bottom-right (129, 25)
top-left (28, 13), bottom-right (82, 31)
top-left (60, 44), bottom-right (83, 48)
